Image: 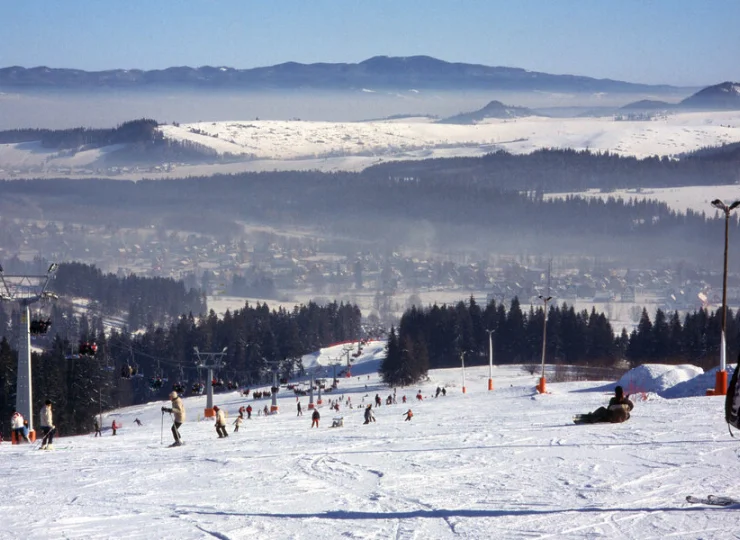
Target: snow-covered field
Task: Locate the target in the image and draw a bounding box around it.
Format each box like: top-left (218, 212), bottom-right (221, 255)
top-left (545, 185), bottom-right (740, 216)
top-left (158, 110), bottom-right (740, 163)
top-left (3, 346), bottom-right (739, 540)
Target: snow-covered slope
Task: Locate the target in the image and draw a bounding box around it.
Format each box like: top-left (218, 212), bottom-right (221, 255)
top-left (3, 361), bottom-right (739, 539)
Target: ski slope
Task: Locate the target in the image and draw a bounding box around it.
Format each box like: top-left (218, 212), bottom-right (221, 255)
top-left (3, 357), bottom-right (739, 540)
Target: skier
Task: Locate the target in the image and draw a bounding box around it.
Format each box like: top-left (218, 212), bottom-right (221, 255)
top-left (93, 417), bottom-right (102, 437)
top-left (39, 400), bottom-right (55, 450)
top-left (441, 388), bottom-right (446, 396)
top-left (435, 387), bottom-right (441, 398)
top-left (233, 415), bottom-right (242, 433)
top-left (134, 418), bottom-right (143, 426)
top-left (297, 402), bottom-right (303, 416)
top-left (111, 420), bottom-right (119, 435)
top-left (161, 390), bottom-right (186, 446)
top-left (363, 404), bottom-right (375, 424)
top-left (575, 386), bottom-right (634, 424)
top-left (246, 404), bottom-right (252, 419)
top-left (311, 408), bottom-right (320, 428)
top-left (375, 394), bottom-right (381, 407)
top-left (213, 406), bottom-right (228, 438)
top-left (404, 409), bottom-right (413, 421)
top-left (263, 405), bottom-right (269, 416)
top-left (11, 411), bottom-right (29, 443)
top-left (402, 395), bottom-right (407, 404)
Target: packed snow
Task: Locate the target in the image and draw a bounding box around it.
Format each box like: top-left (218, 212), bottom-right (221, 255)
top-left (3, 341), bottom-right (740, 540)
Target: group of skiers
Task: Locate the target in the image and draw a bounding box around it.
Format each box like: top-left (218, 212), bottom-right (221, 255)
top-left (9, 400), bottom-right (56, 449)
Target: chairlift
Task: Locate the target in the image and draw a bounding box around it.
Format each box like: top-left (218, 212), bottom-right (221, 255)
top-left (191, 382), bottom-right (205, 395)
top-left (30, 318), bottom-right (52, 335)
top-left (78, 341), bottom-right (98, 357)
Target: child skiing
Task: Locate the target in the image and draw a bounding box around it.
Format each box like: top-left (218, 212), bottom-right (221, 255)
top-left (161, 391), bottom-right (186, 446)
top-left (233, 415), bottom-right (243, 433)
top-left (404, 409), bottom-right (413, 421)
top-left (311, 408), bottom-right (320, 428)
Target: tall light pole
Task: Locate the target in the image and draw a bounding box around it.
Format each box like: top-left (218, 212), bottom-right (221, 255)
top-left (485, 329), bottom-right (495, 391)
top-left (537, 295), bottom-right (552, 394)
top-left (711, 199), bottom-right (740, 395)
top-left (460, 351), bottom-right (467, 394)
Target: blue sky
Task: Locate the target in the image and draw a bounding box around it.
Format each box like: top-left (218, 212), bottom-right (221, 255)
top-left (1, 0), bottom-right (738, 86)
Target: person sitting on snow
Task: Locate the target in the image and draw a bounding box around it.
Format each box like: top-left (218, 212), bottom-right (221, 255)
top-left (577, 386), bottom-right (634, 424)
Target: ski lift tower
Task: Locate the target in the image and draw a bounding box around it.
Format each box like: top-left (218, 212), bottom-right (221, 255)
top-left (265, 359), bottom-right (283, 413)
top-left (342, 344), bottom-right (354, 378)
top-left (194, 346), bottom-right (227, 418)
top-left (0, 263), bottom-right (59, 442)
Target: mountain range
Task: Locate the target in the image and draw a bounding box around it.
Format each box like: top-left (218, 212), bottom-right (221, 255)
top-left (0, 56), bottom-right (686, 94)
top-left (622, 82), bottom-right (740, 111)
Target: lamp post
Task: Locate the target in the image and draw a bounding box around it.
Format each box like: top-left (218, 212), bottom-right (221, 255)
top-left (485, 329), bottom-right (495, 391)
top-left (537, 295), bottom-right (552, 394)
top-left (711, 199), bottom-right (740, 395)
top-left (460, 351), bottom-right (467, 394)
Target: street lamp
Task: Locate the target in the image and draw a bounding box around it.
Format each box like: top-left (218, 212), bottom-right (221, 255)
top-left (460, 351), bottom-right (467, 394)
top-left (485, 329), bottom-right (495, 391)
top-left (537, 295), bottom-right (552, 394)
top-left (711, 199), bottom-right (740, 395)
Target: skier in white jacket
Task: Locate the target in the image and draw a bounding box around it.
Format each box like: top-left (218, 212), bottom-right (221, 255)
top-left (39, 400), bottom-right (55, 449)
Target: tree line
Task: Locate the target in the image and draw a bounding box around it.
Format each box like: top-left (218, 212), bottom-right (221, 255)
top-left (381, 296), bottom-right (738, 386)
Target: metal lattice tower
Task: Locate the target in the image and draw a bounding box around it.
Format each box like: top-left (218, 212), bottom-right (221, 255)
top-left (193, 346), bottom-right (227, 417)
top-left (0, 263), bottom-right (58, 437)
top-left (265, 359), bottom-right (282, 413)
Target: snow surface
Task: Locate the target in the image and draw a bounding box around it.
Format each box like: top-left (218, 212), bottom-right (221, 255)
top-left (544, 185), bottom-right (740, 216)
top-left (3, 342), bottom-right (740, 540)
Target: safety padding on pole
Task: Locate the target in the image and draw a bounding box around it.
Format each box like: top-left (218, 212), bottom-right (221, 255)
top-left (308, 403), bottom-right (315, 410)
top-left (488, 379), bottom-right (494, 391)
top-left (715, 370), bottom-right (728, 396)
top-left (270, 405), bottom-right (278, 413)
top-left (204, 407), bottom-right (216, 418)
top-left (462, 386), bottom-right (466, 394)
top-left (317, 399), bottom-right (323, 405)
top-left (537, 377), bottom-right (547, 394)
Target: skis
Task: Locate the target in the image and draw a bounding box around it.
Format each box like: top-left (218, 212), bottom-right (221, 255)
top-left (686, 495), bottom-right (740, 506)
top-left (573, 414), bottom-right (593, 424)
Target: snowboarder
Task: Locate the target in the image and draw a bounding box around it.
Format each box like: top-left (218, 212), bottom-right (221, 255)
top-left (575, 386), bottom-right (634, 424)
top-left (93, 417), bottom-right (102, 437)
top-left (11, 411), bottom-right (29, 443)
top-left (39, 400), bottom-right (55, 450)
top-left (161, 391), bottom-right (186, 446)
top-left (297, 402), bottom-right (303, 416)
top-left (363, 404), bottom-right (375, 424)
top-left (111, 420), bottom-right (119, 435)
top-left (404, 409), bottom-right (413, 421)
top-left (213, 406), bottom-right (228, 438)
top-left (246, 404), bottom-right (252, 419)
top-left (311, 408), bottom-right (320, 428)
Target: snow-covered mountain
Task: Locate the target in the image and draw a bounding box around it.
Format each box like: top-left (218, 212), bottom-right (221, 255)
top-left (680, 81), bottom-right (740, 110)
top-left (437, 100), bottom-right (538, 124)
top-left (3, 361), bottom-right (738, 539)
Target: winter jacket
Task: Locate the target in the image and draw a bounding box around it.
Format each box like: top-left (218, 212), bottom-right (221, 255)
top-left (312, 410), bottom-right (320, 420)
top-left (607, 396), bottom-right (634, 423)
top-left (215, 408), bottom-right (226, 426)
top-left (40, 405), bottom-right (53, 428)
top-left (171, 397), bottom-right (186, 423)
top-left (11, 412), bottom-right (24, 429)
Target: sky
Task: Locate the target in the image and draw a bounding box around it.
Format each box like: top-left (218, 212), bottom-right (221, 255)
top-left (1, 1), bottom-right (739, 87)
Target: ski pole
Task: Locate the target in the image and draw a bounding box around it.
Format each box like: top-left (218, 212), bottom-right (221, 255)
top-left (161, 409), bottom-right (164, 446)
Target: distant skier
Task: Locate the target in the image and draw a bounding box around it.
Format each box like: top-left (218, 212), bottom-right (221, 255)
top-left (161, 391), bottom-right (186, 447)
top-left (246, 405), bottom-right (252, 419)
top-left (363, 405), bottom-right (375, 425)
top-left (93, 417), bottom-right (102, 437)
top-left (575, 386), bottom-right (634, 424)
top-left (263, 405), bottom-right (269, 416)
top-left (404, 409), bottom-right (413, 422)
top-left (11, 411), bottom-right (29, 443)
top-left (39, 400), bottom-right (55, 450)
top-left (213, 406), bottom-right (228, 438)
top-left (111, 420), bottom-right (119, 435)
top-left (375, 394), bottom-right (381, 407)
top-left (134, 418), bottom-right (143, 426)
top-left (233, 415), bottom-right (242, 433)
top-left (441, 388), bottom-right (446, 396)
top-left (435, 387), bottom-right (441, 398)
top-left (297, 402), bottom-right (303, 416)
top-left (311, 408), bottom-right (320, 428)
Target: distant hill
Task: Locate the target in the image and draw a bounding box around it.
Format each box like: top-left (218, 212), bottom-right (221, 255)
top-left (438, 100), bottom-right (537, 124)
top-left (620, 99), bottom-right (677, 111)
top-left (0, 56), bottom-right (685, 93)
top-left (679, 81), bottom-right (740, 110)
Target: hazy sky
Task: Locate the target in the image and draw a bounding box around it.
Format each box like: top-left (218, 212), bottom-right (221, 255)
top-left (2, 0), bottom-right (739, 86)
